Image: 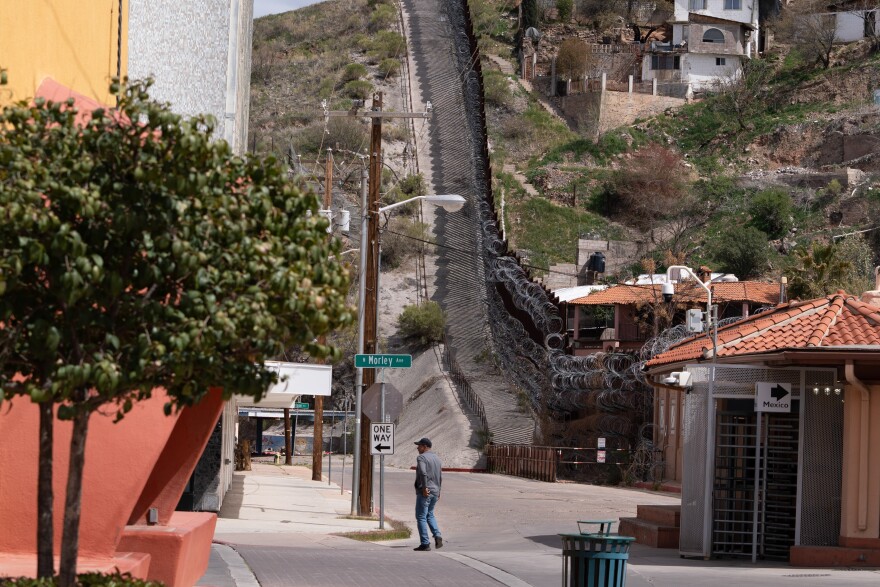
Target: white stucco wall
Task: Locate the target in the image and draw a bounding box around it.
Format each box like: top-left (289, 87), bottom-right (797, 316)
top-left (836, 11), bottom-right (873, 43)
top-left (683, 53), bottom-right (741, 90)
top-left (675, 0), bottom-right (757, 25)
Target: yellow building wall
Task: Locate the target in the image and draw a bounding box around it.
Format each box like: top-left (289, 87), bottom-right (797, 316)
top-left (840, 383), bottom-right (880, 543)
top-left (1, 0), bottom-right (128, 106)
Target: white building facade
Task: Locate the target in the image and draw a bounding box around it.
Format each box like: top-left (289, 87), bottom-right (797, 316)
top-left (642, 0), bottom-right (760, 91)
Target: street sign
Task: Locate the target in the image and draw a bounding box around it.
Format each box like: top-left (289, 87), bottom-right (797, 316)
top-left (755, 382), bottom-right (792, 413)
top-left (597, 437), bottom-right (606, 449)
top-left (370, 422), bottom-right (394, 455)
top-left (355, 354), bottom-right (412, 369)
top-left (362, 383), bottom-right (403, 423)
top-left (597, 450), bottom-right (606, 464)
top-left (294, 402), bottom-right (309, 409)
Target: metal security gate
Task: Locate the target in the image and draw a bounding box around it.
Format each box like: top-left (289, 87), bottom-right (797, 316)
top-left (679, 365), bottom-right (842, 561)
top-left (712, 409), bottom-right (799, 560)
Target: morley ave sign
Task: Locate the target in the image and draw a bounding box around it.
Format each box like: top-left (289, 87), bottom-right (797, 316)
top-left (755, 382), bottom-right (792, 413)
top-left (355, 354), bottom-right (412, 368)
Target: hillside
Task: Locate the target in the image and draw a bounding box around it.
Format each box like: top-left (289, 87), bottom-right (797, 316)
top-left (471, 0), bottom-right (880, 292)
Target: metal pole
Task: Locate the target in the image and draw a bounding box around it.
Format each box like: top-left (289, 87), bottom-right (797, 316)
top-left (293, 410), bottom-right (299, 461)
top-left (702, 303), bottom-right (718, 558)
top-left (752, 411), bottom-right (763, 563)
top-left (351, 164), bottom-right (369, 515)
top-left (328, 409), bottom-right (334, 486)
top-left (379, 369), bottom-right (386, 530)
top-left (342, 399), bottom-right (349, 495)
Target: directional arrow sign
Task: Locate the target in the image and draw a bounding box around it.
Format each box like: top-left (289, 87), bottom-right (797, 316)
top-left (755, 382), bottom-right (792, 413)
top-left (370, 422), bottom-right (395, 455)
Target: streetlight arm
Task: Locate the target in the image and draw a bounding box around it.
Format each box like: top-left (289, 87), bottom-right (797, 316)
top-left (665, 265), bottom-right (712, 309)
top-left (377, 194), bottom-right (465, 214)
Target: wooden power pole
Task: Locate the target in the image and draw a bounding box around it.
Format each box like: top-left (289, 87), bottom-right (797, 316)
top-left (327, 92), bottom-right (428, 515)
top-left (312, 148), bottom-right (334, 481)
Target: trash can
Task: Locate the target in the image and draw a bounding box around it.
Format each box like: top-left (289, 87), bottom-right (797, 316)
top-left (559, 532), bottom-right (635, 587)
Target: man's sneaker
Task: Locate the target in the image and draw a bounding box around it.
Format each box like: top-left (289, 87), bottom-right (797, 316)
top-left (435, 537), bottom-right (443, 549)
top-left (413, 544), bottom-right (431, 551)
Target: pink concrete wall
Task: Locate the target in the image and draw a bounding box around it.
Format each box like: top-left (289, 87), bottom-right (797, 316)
top-left (0, 393), bottom-right (179, 558)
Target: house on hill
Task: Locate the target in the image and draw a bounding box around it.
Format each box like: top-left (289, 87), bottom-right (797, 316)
top-left (565, 276), bottom-right (781, 355)
top-left (645, 283), bottom-right (880, 565)
top-left (642, 0), bottom-right (767, 91)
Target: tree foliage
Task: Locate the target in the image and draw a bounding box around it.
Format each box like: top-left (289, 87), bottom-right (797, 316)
top-left (556, 38), bottom-right (593, 81)
top-left (397, 301), bottom-right (446, 348)
top-left (775, 0), bottom-right (840, 68)
top-left (748, 188), bottom-right (793, 239)
top-left (556, 0), bottom-right (574, 22)
top-left (709, 226), bottom-right (772, 279)
top-left (0, 80), bottom-right (352, 585)
top-left (522, 0), bottom-right (540, 29)
top-left (786, 237), bottom-right (873, 299)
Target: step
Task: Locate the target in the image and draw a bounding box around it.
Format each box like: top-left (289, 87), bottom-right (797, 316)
top-left (636, 504), bottom-right (681, 527)
top-left (618, 517), bottom-right (680, 549)
top-left (790, 545), bottom-right (880, 567)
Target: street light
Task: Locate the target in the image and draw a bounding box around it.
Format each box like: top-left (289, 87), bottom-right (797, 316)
top-left (350, 191), bottom-right (465, 515)
top-left (663, 265), bottom-right (718, 557)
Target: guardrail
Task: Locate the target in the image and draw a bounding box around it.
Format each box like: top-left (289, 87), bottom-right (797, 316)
top-left (444, 342), bottom-right (490, 435)
top-left (487, 444), bottom-right (634, 483)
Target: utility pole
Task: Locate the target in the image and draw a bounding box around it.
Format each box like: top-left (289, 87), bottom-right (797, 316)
top-left (326, 92), bottom-right (429, 515)
top-left (312, 148), bottom-right (333, 481)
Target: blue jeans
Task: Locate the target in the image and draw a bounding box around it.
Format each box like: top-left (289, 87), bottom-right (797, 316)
top-left (415, 493), bottom-right (441, 546)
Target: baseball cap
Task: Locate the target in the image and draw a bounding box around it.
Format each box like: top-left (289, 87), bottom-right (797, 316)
top-left (414, 437), bottom-right (432, 447)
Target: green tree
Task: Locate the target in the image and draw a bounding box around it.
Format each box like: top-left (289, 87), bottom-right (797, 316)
top-left (522, 0), bottom-right (539, 30)
top-left (0, 80), bottom-right (352, 585)
top-left (556, 0), bottom-right (574, 21)
top-left (786, 237), bottom-right (872, 299)
top-left (748, 188), bottom-right (793, 239)
top-left (709, 226), bottom-right (772, 279)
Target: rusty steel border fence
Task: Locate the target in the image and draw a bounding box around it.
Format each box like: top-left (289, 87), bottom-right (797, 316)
top-left (487, 444), bottom-right (633, 483)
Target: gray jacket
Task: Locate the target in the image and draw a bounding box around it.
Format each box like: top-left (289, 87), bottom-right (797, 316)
top-left (415, 451), bottom-right (442, 497)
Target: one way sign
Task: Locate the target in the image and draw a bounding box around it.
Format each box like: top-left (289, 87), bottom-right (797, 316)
top-left (755, 382), bottom-right (792, 413)
top-left (370, 422), bottom-right (395, 455)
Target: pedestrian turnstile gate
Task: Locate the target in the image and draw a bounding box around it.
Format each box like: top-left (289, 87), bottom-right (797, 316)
top-left (679, 366), bottom-right (843, 561)
top-left (712, 409), bottom-right (799, 560)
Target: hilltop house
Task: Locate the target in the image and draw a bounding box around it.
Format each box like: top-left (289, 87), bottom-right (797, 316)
top-left (642, 0), bottom-right (765, 91)
top-left (645, 281), bottom-right (880, 565)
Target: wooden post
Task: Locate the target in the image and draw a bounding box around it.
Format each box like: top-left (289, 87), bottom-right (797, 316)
top-left (312, 149), bottom-right (334, 481)
top-left (359, 92), bottom-right (383, 515)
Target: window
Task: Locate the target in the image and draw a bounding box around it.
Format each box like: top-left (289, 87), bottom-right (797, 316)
top-left (703, 28), bottom-right (725, 43)
top-left (724, 0), bottom-right (741, 9)
top-left (651, 55), bottom-right (681, 70)
top-left (689, 0), bottom-right (707, 10)
top-left (716, 57), bottom-right (726, 66)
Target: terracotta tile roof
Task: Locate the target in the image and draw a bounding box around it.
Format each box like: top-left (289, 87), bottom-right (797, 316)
top-left (646, 291), bottom-right (880, 369)
top-left (569, 281), bottom-right (780, 306)
top-left (35, 78), bottom-right (108, 125)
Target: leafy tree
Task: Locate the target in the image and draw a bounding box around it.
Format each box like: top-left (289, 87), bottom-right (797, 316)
top-left (0, 80), bottom-right (352, 585)
top-left (397, 301), bottom-right (446, 347)
top-left (786, 237), bottom-right (873, 299)
top-left (522, 0), bottom-right (540, 30)
top-left (775, 0), bottom-right (840, 69)
top-left (709, 226), bottom-right (772, 279)
top-left (711, 59), bottom-right (773, 131)
top-left (748, 188), bottom-right (793, 239)
top-left (556, 38), bottom-right (594, 81)
top-left (556, 0), bottom-right (574, 21)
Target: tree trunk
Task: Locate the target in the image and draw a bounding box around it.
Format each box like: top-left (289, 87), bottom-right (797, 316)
top-left (58, 408), bottom-right (90, 587)
top-left (37, 401), bottom-right (54, 578)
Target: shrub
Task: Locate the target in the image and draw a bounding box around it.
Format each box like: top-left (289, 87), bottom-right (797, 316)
top-left (343, 79), bottom-right (373, 99)
top-left (294, 117), bottom-right (367, 156)
top-left (483, 70), bottom-right (511, 108)
top-left (364, 31), bottom-right (406, 62)
top-left (556, 38), bottom-right (592, 81)
top-left (748, 188), bottom-right (793, 239)
top-left (341, 63), bottom-right (368, 83)
top-left (378, 58), bottom-right (400, 78)
top-left (380, 218), bottom-right (427, 268)
top-left (0, 572), bottom-right (163, 586)
top-left (397, 301), bottom-right (446, 348)
top-left (370, 4), bottom-right (397, 32)
top-left (556, 0), bottom-right (573, 22)
top-left (709, 225), bottom-right (772, 279)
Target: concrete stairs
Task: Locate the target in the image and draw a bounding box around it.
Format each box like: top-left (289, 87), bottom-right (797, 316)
top-left (618, 504), bottom-right (680, 549)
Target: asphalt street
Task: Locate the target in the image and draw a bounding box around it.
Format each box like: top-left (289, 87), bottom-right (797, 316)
top-left (200, 456), bottom-right (880, 587)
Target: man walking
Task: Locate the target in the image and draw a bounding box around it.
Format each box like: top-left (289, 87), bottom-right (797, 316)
top-left (413, 437), bottom-right (442, 551)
